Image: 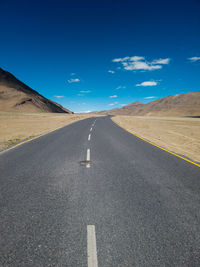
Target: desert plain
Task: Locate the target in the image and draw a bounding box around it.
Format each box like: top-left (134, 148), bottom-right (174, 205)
top-left (112, 115), bottom-right (200, 163)
top-left (0, 111), bottom-right (98, 150)
top-left (1, 111), bottom-right (200, 164)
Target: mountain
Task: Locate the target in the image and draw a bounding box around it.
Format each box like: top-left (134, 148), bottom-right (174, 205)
top-left (0, 67), bottom-right (72, 113)
top-left (100, 101), bottom-right (145, 115)
top-left (100, 91), bottom-right (200, 117)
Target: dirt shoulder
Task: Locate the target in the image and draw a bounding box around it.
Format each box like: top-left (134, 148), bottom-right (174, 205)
top-left (112, 115), bottom-right (200, 164)
top-left (0, 111), bottom-right (101, 150)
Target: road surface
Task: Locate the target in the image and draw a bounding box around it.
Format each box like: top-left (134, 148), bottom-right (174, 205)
top-left (0, 116), bottom-right (200, 266)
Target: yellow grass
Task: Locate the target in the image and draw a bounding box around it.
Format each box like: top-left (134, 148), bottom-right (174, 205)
top-left (0, 111), bottom-right (100, 150)
top-left (112, 116), bottom-right (200, 163)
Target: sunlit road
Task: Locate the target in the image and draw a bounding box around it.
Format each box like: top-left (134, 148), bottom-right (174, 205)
top-left (0, 116), bottom-right (200, 266)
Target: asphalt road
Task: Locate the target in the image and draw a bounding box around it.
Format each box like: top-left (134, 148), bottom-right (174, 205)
top-left (0, 116), bottom-right (200, 267)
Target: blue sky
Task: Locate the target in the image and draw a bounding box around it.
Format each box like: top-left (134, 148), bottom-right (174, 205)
top-left (1, 0), bottom-right (200, 113)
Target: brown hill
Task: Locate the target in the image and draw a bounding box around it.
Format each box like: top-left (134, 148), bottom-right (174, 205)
top-left (106, 101), bottom-right (145, 115)
top-left (102, 91), bottom-right (200, 117)
top-left (0, 67), bottom-right (72, 113)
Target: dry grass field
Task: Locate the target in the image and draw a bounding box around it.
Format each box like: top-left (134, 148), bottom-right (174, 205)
top-left (112, 116), bottom-right (200, 163)
top-left (0, 111), bottom-right (99, 150)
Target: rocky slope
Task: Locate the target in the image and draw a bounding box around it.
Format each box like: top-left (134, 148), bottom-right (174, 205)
top-left (100, 92), bottom-right (200, 117)
top-left (0, 67), bottom-right (72, 113)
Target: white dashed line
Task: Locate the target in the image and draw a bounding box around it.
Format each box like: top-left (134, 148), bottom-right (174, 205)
top-left (88, 134), bottom-right (91, 141)
top-left (90, 127), bottom-right (93, 131)
top-left (86, 148), bottom-right (90, 168)
top-left (87, 225), bottom-right (98, 267)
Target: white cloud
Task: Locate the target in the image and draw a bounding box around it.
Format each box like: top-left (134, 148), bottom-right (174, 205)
top-left (152, 58), bottom-right (170, 64)
top-left (188, 57), bottom-right (200, 62)
top-left (129, 56), bottom-right (145, 61)
top-left (108, 70), bottom-right (115, 74)
top-left (136, 81), bottom-right (158, 86)
top-left (68, 78), bottom-right (80, 83)
top-left (144, 96), bottom-right (156, 99)
top-left (112, 56), bottom-right (130, 62)
top-left (108, 101), bottom-right (118, 106)
top-left (54, 95), bottom-right (64, 98)
top-left (109, 95), bottom-right (117, 98)
top-left (112, 56), bottom-right (170, 71)
top-left (80, 90), bottom-right (91, 93)
top-left (116, 86), bottom-right (126, 89)
top-left (82, 110), bottom-right (91, 113)
top-left (123, 61), bottom-right (162, 71)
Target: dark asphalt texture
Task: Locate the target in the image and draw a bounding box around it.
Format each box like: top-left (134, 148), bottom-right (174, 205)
top-left (0, 116), bottom-right (200, 267)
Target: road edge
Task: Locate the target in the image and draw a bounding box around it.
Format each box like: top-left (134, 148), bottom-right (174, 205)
top-left (0, 117), bottom-right (96, 154)
top-left (111, 118), bottom-right (200, 168)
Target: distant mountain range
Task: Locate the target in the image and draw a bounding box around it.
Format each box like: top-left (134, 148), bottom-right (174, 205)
top-left (0, 67), bottom-right (72, 113)
top-left (1, 67), bottom-right (199, 117)
top-left (98, 91), bottom-right (200, 117)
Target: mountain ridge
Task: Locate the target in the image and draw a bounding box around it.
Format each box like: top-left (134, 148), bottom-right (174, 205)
top-left (98, 91), bottom-right (200, 117)
top-left (0, 67), bottom-right (72, 113)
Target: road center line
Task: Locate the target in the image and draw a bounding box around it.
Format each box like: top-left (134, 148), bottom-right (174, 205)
top-left (87, 225), bottom-right (98, 267)
top-left (86, 148), bottom-right (90, 168)
top-left (88, 134), bottom-right (91, 141)
top-left (90, 127), bottom-right (93, 131)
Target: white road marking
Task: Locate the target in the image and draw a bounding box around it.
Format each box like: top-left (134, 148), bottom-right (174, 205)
top-left (91, 119), bottom-right (97, 127)
top-left (88, 134), bottom-right (91, 141)
top-left (86, 148), bottom-right (90, 168)
top-left (87, 225), bottom-right (98, 267)
top-left (90, 127), bottom-right (93, 131)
